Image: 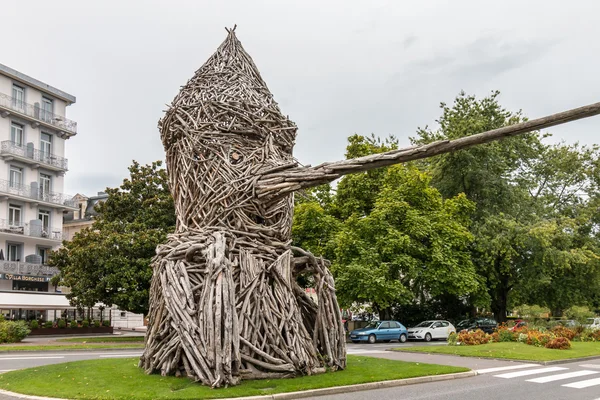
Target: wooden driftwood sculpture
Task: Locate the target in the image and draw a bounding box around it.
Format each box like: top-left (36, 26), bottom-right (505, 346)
top-left (140, 27), bottom-right (600, 388)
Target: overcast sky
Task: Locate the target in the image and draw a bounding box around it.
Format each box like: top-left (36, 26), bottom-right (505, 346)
top-left (4, 0), bottom-right (600, 196)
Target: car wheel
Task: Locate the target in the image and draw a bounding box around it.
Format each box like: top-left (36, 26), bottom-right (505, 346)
top-left (368, 334), bottom-right (376, 344)
top-left (399, 333), bottom-right (407, 343)
top-left (424, 333), bottom-right (432, 342)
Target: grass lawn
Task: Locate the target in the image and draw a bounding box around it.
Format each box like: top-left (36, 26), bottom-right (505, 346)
top-left (0, 344), bottom-right (144, 352)
top-left (57, 336), bottom-right (145, 343)
top-left (0, 356), bottom-right (468, 399)
top-left (394, 341), bottom-right (600, 361)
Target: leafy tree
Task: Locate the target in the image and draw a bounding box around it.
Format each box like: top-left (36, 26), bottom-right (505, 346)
top-left (49, 161), bottom-right (175, 315)
top-left (413, 91), bottom-right (600, 320)
top-left (331, 164), bottom-right (478, 319)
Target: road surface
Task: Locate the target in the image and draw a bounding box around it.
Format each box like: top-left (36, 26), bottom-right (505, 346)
top-left (0, 342), bottom-right (599, 399)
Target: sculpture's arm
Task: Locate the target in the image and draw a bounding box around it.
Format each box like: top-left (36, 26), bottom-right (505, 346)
top-left (256, 101), bottom-right (600, 201)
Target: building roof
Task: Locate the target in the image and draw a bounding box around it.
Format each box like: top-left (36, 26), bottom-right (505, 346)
top-left (63, 192), bottom-right (108, 223)
top-left (0, 63), bottom-right (76, 105)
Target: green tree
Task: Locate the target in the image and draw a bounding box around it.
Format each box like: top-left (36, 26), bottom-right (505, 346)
top-left (413, 91), bottom-right (600, 320)
top-left (331, 164), bottom-right (478, 319)
top-left (49, 161), bottom-right (175, 315)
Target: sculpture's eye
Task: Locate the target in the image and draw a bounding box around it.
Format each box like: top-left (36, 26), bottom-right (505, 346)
top-left (230, 150), bottom-right (243, 165)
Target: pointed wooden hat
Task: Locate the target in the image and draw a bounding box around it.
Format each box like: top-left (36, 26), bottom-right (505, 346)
top-left (159, 26), bottom-right (297, 151)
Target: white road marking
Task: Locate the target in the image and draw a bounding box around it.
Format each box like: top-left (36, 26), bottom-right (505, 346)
top-left (0, 356), bottom-right (64, 360)
top-left (476, 364), bottom-right (537, 374)
top-left (527, 370), bottom-right (599, 383)
top-left (494, 366), bottom-right (567, 379)
top-left (562, 377), bottom-right (600, 389)
top-left (98, 354), bottom-right (142, 358)
top-left (579, 364), bottom-right (600, 369)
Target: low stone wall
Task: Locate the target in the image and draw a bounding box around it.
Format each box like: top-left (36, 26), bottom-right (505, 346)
top-left (29, 327), bottom-right (114, 336)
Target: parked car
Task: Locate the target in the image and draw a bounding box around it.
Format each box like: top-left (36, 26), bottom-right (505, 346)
top-left (585, 318), bottom-right (600, 330)
top-left (456, 318), bottom-right (498, 334)
top-left (510, 319), bottom-right (528, 331)
top-left (349, 320), bottom-right (408, 344)
top-left (407, 320), bottom-right (456, 342)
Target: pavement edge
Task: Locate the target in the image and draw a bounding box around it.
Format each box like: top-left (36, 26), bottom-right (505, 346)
top-left (0, 371), bottom-right (477, 400)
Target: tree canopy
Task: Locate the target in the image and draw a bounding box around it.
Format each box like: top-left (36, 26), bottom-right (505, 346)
top-left (49, 161), bottom-right (175, 315)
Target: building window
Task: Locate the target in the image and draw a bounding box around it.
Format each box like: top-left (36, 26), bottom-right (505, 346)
top-left (7, 242), bottom-right (22, 261)
top-left (40, 132), bottom-right (52, 158)
top-left (8, 204), bottom-right (22, 226)
top-left (9, 166), bottom-right (23, 191)
top-left (120, 312), bottom-right (127, 318)
top-left (41, 98), bottom-right (53, 122)
top-left (11, 85), bottom-right (24, 109)
top-left (10, 123), bottom-right (24, 146)
top-left (39, 173), bottom-right (51, 200)
top-left (39, 209), bottom-right (50, 234)
top-left (37, 246), bottom-right (51, 264)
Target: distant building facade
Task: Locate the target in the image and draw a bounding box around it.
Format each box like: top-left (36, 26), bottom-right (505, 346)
top-left (0, 62), bottom-right (78, 321)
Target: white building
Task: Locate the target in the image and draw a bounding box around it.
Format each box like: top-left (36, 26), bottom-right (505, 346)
top-left (0, 62), bottom-right (77, 321)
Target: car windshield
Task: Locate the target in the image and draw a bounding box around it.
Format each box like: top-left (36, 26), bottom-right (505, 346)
top-left (456, 320), bottom-right (473, 328)
top-left (363, 321), bottom-right (380, 329)
top-left (414, 321), bottom-right (433, 328)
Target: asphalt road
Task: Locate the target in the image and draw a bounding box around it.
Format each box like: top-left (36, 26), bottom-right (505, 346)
top-left (0, 342), bottom-right (599, 399)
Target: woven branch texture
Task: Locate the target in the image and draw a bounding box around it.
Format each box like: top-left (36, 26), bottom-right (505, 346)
top-left (139, 28), bottom-right (346, 387)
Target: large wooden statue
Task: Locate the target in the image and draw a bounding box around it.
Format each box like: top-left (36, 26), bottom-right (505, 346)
top-left (140, 27), bottom-right (600, 388)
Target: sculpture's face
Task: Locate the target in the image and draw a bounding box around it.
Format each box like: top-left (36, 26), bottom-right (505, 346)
top-left (166, 131), bottom-right (294, 241)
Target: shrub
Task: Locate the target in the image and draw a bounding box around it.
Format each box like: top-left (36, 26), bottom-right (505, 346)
top-left (0, 315), bottom-right (5, 322)
top-left (580, 329), bottom-right (600, 342)
top-left (551, 326), bottom-right (577, 340)
top-left (70, 320), bottom-right (78, 328)
top-left (447, 332), bottom-right (458, 346)
top-left (545, 337), bottom-right (571, 350)
top-left (526, 331), bottom-right (554, 347)
top-left (497, 328), bottom-right (516, 342)
top-left (457, 329), bottom-right (491, 346)
top-left (94, 320), bottom-right (101, 328)
top-left (29, 320), bottom-right (39, 329)
top-left (44, 321), bottom-right (53, 328)
top-left (57, 319), bottom-right (66, 329)
top-left (102, 320), bottom-right (110, 327)
top-left (0, 321), bottom-right (31, 343)
top-left (82, 320), bottom-right (90, 328)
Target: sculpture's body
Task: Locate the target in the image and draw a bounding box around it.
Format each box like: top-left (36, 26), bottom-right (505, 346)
top-left (140, 27), bottom-right (600, 388)
top-left (140, 28), bottom-right (345, 388)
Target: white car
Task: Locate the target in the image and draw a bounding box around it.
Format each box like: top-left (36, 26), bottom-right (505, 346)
top-left (407, 320), bottom-right (456, 342)
top-left (585, 318), bottom-right (600, 330)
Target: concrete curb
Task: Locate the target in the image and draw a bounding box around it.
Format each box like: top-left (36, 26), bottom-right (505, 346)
top-left (388, 349), bottom-right (600, 366)
top-left (0, 371), bottom-right (477, 400)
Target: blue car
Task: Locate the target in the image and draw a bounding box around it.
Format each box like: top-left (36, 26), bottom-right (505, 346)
top-left (350, 320), bottom-right (408, 344)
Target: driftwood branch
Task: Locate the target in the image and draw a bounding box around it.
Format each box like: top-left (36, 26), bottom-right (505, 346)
top-left (256, 101), bottom-right (600, 200)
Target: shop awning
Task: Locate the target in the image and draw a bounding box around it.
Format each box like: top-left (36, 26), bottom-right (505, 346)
top-left (0, 292), bottom-right (72, 310)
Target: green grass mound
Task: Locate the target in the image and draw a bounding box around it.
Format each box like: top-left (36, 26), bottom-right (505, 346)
top-left (57, 336), bottom-right (145, 343)
top-left (394, 342), bottom-right (600, 361)
top-left (0, 356), bottom-right (468, 399)
top-left (0, 344), bottom-right (144, 352)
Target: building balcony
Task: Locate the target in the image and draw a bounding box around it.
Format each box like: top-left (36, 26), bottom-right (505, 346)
top-left (0, 218), bottom-right (64, 242)
top-left (0, 93), bottom-right (77, 136)
top-left (0, 179), bottom-right (76, 210)
top-left (0, 259), bottom-right (59, 278)
top-left (0, 141), bottom-right (68, 172)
